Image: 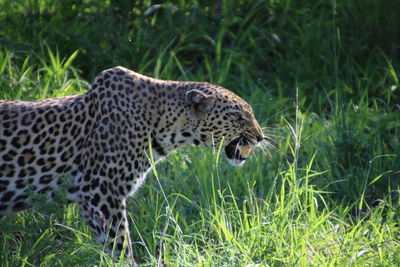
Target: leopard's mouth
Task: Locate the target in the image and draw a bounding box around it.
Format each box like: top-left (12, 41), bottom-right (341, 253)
top-left (224, 136), bottom-right (254, 166)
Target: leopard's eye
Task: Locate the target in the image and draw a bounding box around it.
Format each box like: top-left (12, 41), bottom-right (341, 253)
top-left (227, 112), bottom-right (247, 122)
top-left (238, 114), bottom-right (246, 122)
top-left (232, 112), bottom-right (246, 122)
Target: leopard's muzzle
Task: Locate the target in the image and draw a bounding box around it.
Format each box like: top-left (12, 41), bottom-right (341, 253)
top-left (225, 136), bottom-right (255, 166)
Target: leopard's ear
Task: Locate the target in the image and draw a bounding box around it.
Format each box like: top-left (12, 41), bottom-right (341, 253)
top-left (186, 90), bottom-right (214, 120)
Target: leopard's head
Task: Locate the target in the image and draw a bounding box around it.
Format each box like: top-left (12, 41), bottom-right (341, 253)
top-left (185, 85), bottom-right (265, 166)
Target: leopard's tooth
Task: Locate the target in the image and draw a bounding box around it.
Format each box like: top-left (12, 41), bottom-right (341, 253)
top-left (241, 146), bottom-right (252, 156)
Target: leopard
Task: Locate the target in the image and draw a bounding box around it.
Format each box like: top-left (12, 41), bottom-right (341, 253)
top-left (0, 66), bottom-right (265, 265)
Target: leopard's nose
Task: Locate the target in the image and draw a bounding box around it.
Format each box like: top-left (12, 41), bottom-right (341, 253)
top-left (256, 135), bottom-right (265, 142)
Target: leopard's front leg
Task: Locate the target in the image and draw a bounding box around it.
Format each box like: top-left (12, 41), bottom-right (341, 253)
top-left (79, 193), bottom-right (136, 265)
top-left (79, 112), bottom-right (145, 265)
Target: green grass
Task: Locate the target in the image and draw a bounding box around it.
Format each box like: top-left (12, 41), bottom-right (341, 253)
top-left (1, 0), bottom-right (399, 266)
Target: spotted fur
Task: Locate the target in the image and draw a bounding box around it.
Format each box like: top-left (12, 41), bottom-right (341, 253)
top-left (0, 66), bottom-right (264, 264)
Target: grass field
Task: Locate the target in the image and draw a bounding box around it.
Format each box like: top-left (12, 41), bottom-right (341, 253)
top-left (0, 0), bottom-right (399, 266)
